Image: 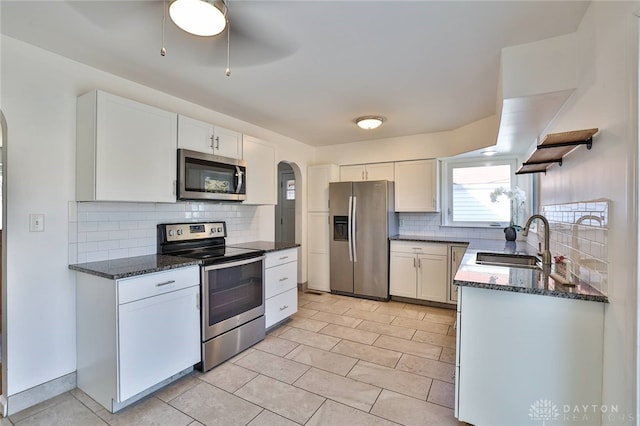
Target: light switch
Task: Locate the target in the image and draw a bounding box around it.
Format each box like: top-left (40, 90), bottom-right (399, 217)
top-left (29, 214), bottom-right (45, 232)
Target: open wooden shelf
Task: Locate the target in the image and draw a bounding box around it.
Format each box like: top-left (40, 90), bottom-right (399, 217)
top-left (516, 128), bottom-right (599, 175)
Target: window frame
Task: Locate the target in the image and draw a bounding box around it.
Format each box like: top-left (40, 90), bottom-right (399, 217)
top-left (441, 157), bottom-right (519, 228)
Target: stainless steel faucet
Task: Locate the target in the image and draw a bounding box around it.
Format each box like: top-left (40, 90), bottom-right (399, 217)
top-left (522, 214), bottom-right (552, 267)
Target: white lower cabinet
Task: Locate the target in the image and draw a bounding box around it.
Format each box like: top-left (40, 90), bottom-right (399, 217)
top-left (264, 248), bottom-right (298, 328)
top-left (456, 286), bottom-right (604, 425)
top-left (389, 241), bottom-right (448, 303)
top-left (76, 266), bottom-right (200, 413)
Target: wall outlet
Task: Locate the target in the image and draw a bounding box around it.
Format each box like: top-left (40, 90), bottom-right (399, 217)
top-left (29, 213), bottom-right (45, 232)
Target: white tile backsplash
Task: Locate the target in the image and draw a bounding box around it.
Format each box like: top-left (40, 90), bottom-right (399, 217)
top-left (398, 212), bottom-right (506, 240)
top-left (69, 201), bottom-right (262, 263)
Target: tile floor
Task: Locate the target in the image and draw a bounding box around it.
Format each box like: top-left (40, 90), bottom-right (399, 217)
top-left (3, 291), bottom-right (465, 426)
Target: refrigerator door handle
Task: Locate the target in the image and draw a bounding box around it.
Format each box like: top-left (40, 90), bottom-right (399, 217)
top-left (348, 196), bottom-right (353, 262)
top-left (352, 196), bottom-right (357, 263)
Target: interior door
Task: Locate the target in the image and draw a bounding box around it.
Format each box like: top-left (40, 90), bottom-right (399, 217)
top-left (329, 182), bottom-right (353, 293)
top-left (353, 181), bottom-right (390, 299)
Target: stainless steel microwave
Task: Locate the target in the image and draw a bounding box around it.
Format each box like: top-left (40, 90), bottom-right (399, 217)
top-left (177, 149), bottom-right (247, 201)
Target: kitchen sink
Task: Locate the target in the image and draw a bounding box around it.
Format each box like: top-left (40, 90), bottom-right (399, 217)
top-left (475, 252), bottom-right (540, 269)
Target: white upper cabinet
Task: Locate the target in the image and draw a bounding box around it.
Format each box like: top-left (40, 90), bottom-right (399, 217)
top-left (340, 163), bottom-right (394, 182)
top-left (243, 135), bottom-right (276, 205)
top-left (177, 114), bottom-right (242, 159)
top-left (76, 90), bottom-right (177, 203)
top-left (394, 159), bottom-right (440, 212)
top-left (308, 164), bottom-right (339, 212)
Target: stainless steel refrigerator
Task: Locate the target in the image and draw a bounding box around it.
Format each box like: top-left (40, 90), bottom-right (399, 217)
top-left (329, 181), bottom-right (398, 300)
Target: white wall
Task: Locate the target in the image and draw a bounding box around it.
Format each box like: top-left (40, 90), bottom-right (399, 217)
top-left (535, 2), bottom-right (638, 422)
top-left (0, 35), bottom-right (313, 400)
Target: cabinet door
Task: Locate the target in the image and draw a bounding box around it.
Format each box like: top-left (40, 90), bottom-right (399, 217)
top-left (365, 163), bottom-right (394, 181)
top-left (395, 159), bottom-right (439, 212)
top-left (118, 285), bottom-right (200, 402)
top-left (177, 115), bottom-right (215, 153)
top-left (389, 252), bottom-right (418, 298)
top-left (243, 135), bottom-right (276, 205)
top-left (77, 90), bottom-right (178, 203)
top-left (213, 126), bottom-right (243, 159)
top-left (340, 165), bottom-right (366, 182)
top-left (308, 165), bottom-right (339, 212)
top-left (417, 254), bottom-right (447, 302)
top-left (308, 212), bottom-right (331, 292)
top-left (449, 245), bottom-right (467, 303)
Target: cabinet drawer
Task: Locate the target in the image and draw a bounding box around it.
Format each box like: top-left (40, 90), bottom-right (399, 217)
top-left (390, 241), bottom-right (447, 255)
top-left (118, 266), bottom-right (199, 304)
top-left (265, 261), bottom-right (298, 299)
top-left (265, 248), bottom-right (298, 269)
top-left (265, 287), bottom-right (297, 328)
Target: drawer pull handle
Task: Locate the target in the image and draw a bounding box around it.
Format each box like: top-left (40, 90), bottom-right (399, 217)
top-left (279, 277), bottom-right (288, 282)
top-left (279, 305), bottom-right (289, 311)
top-left (156, 280), bottom-right (176, 287)
top-left (279, 256), bottom-right (289, 260)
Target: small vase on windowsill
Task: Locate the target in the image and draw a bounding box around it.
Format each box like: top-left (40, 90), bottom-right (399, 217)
top-left (504, 225), bottom-right (517, 241)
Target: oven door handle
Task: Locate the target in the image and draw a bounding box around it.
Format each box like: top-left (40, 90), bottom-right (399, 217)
top-left (203, 255), bottom-right (265, 271)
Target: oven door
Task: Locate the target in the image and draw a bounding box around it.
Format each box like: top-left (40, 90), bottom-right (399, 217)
top-left (202, 256), bottom-right (265, 341)
top-left (178, 149), bottom-right (247, 201)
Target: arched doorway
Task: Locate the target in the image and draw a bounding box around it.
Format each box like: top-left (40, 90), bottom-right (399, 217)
top-left (275, 162), bottom-right (296, 243)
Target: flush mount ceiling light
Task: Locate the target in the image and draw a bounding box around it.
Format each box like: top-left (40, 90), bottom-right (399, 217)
top-left (355, 116), bottom-right (384, 130)
top-left (482, 149), bottom-right (498, 156)
top-left (169, 0), bottom-right (228, 36)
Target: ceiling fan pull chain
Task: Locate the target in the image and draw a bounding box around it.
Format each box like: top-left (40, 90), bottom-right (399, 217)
top-left (225, 0), bottom-right (231, 76)
top-left (161, 0), bottom-right (167, 56)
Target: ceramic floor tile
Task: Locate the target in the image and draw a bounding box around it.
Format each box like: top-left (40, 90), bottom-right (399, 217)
top-left (13, 395), bottom-right (106, 426)
top-left (332, 298), bottom-right (382, 312)
top-left (374, 305), bottom-right (426, 320)
top-left (331, 340), bottom-right (402, 368)
top-left (154, 374), bottom-right (201, 402)
top-left (235, 374), bottom-right (325, 424)
top-left (227, 347), bottom-right (256, 363)
top-left (427, 380), bottom-right (455, 409)
top-left (294, 307), bottom-right (319, 318)
top-left (448, 325), bottom-right (457, 337)
top-left (187, 421), bottom-right (205, 426)
top-left (170, 382), bottom-right (262, 426)
top-left (319, 323), bottom-right (380, 345)
top-left (356, 320), bottom-right (416, 340)
top-left (294, 368), bottom-right (382, 412)
top-left (287, 316), bottom-right (329, 332)
top-left (424, 312), bottom-right (456, 325)
top-left (200, 362), bottom-right (259, 393)
top-left (412, 329), bottom-right (457, 349)
top-left (343, 308), bottom-right (395, 324)
top-left (70, 388), bottom-right (104, 413)
top-left (440, 346), bottom-right (457, 365)
top-left (371, 389), bottom-right (458, 426)
top-left (253, 335), bottom-right (300, 357)
top-left (298, 292), bottom-right (339, 305)
top-left (0, 418), bottom-right (13, 426)
top-left (9, 393), bottom-right (76, 424)
top-left (97, 396), bottom-right (193, 426)
top-left (235, 348), bottom-right (310, 384)
top-left (278, 327), bottom-right (341, 350)
top-left (311, 311), bottom-right (362, 327)
top-left (374, 334), bottom-right (442, 360)
top-left (396, 353), bottom-right (456, 383)
top-left (266, 325), bottom-right (292, 338)
top-left (347, 360), bottom-right (432, 400)
top-left (303, 301), bottom-right (350, 315)
top-left (306, 399), bottom-right (397, 426)
top-left (246, 410), bottom-right (299, 426)
top-left (285, 344), bottom-right (358, 376)
top-left (391, 316), bottom-right (450, 335)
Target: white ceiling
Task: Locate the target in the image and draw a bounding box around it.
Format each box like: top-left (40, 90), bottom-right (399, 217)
top-left (1, 1), bottom-right (590, 148)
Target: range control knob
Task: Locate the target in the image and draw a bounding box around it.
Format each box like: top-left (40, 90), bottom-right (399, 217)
top-left (217, 227), bottom-right (223, 232)
top-left (177, 229), bottom-right (183, 236)
top-left (168, 230), bottom-right (175, 237)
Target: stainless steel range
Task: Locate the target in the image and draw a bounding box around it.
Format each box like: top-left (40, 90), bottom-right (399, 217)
top-left (157, 222), bottom-right (265, 372)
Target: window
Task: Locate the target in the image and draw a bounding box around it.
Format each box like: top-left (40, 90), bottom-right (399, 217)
top-left (442, 158), bottom-right (517, 227)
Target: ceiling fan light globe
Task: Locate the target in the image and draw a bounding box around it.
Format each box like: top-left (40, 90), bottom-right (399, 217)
top-left (169, 0), bottom-right (227, 37)
top-left (355, 117), bottom-right (384, 130)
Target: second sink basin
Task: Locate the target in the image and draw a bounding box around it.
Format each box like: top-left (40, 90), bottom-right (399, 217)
top-left (475, 252), bottom-right (540, 269)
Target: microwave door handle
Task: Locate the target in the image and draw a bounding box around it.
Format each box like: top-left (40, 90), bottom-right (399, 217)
top-left (235, 166), bottom-right (243, 194)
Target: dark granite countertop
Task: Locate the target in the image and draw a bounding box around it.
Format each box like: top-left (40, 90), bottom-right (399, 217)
top-left (454, 243), bottom-right (608, 303)
top-left (227, 241), bottom-right (300, 253)
top-left (391, 235), bottom-right (607, 303)
top-left (70, 255), bottom-right (200, 280)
